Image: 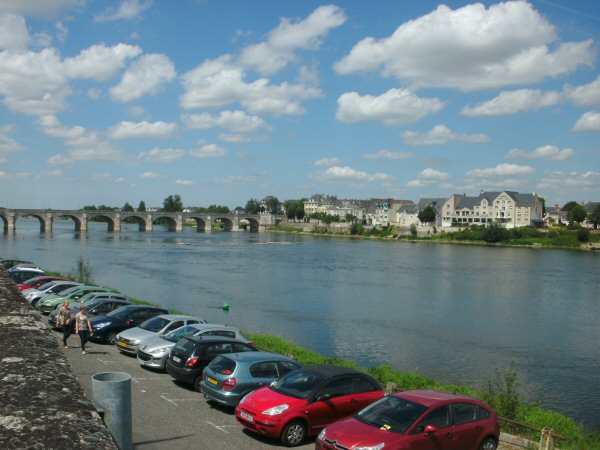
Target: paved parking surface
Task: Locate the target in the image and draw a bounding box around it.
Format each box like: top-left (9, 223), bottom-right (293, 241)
top-left (58, 334), bottom-right (314, 450)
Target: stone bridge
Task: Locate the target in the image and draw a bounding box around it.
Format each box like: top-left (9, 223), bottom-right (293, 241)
top-left (0, 209), bottom-right (284, 233)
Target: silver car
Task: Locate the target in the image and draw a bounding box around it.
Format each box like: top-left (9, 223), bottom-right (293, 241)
top-left (200, 351), bottom-right (301, 407)
top-left (115, 314), bottom-right (205, 355)
top-left (23, 280), bottom-right (82, 306)
top-left (137, 323), bottom-right (249, 371)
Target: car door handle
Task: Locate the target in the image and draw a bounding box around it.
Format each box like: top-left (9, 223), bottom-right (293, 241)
top-left (446, 432), bottom-right (453, 438)
top-left (350, 398), bottom-right (358, 403)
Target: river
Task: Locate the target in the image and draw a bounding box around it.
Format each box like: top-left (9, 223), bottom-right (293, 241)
top-left (2, 218), bottom-right (599, 428)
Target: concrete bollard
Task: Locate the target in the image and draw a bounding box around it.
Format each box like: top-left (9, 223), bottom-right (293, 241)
top-left (92, 372), bottom-right (132, 450)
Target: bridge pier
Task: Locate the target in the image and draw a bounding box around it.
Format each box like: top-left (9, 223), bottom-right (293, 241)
top-left (41, 212), bottom-right (53, 233)
top-left (3, 212), bottom-right (16, 234)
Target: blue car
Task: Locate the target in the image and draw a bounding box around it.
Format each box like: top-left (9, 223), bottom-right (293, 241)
top-left (89, 304), bottom-right (169, 344)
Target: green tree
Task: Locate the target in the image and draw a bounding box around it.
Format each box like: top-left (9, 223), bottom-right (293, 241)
top-left (561, 201), bottom-right (579, 211)
top-left (284, 199), bottom-right (305, 221)
top-left (245, 198), bottom-right (263, 214)
top-left (589, 204), bottom-right (600, 229)
top-left (138, 201), bottom-right (146, 212)
top-left (482, 222), bottom-right (509, 243)
top-left (577, 228), bottom-right (590, 242)
top-left (82, 205), bottom-right (97, 210)
top-left (410, 223), bottom-right (417, 237)
top-left (418, 205), bottom-right (437, 224)
top-left (264, 196), bottom-right (280, 214)
top-left (567, 204), bottom-right (587, 225)
top-left (70, 256), bottom-right (94, 285)
top-left (122, 202), bottom-right (134, 211)
top-left (162, 194), bottom-right (183, 212)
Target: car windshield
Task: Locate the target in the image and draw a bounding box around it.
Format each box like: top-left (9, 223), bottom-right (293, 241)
top-left (354, 396), bottom-right (428, 434)
top-left (58, 285), bottom-right (81, 296)
top-left (139, 316), bottom-right (169, 332)
top-left (82, 298), bottom-right (105, 310)
top-left (270, 369), bottom-right (327, 399)
top-left (37, 281), bottom-right (58, 291)
top-left (106, 305), bottom-right (136, 319)
top-left (79, 293), bottom-right (98, 303)
top-left (163, 325), bottom-right (198, 342)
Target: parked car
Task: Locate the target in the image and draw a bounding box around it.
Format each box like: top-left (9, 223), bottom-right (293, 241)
top-left (24, 280), bottom-right (82, 307)
top-left (8, 266), bottom-right (46, 284)
top-left (166, 336), bottom-right (256, 391)
top-left (315, 389), bottom-right (500, 450)
top-left (115, 314), bottom-right (205, 355)
top-left (138, 323), bottom-right (251, 371)
top-left (37, 285), bottom-right (115, 314)
top-left (201, 351), bottom-right (301, 407)
top-left (48, 294), bottom-right (131, 330)
top-left (89, 305), bottom-right (169, 344)
top-left (235, 364), bottom-right (385, 447)
top-left (17, 275), bottom-right (64, 291)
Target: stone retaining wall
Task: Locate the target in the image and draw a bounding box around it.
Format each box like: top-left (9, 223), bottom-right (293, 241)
top-left (0, 269), bottom-right (117, 449)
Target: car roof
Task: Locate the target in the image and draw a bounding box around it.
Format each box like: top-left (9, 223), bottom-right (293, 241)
top-left (300, 364), bottom-right (367, 378)
top-left (154, 314), bottom-right (203, 321)
top-left (186, 323), bottom-right (236, 331)
top-left (219, 351), bottom-right (297, 363)
top-left (395, 390), bottom-right (478, 407)
top-left (9, 266), bottom-right (44, 272)
top-left (185, 335), bottom-right (246, 344)
top-left (118, 304), bottom-right (167, 310)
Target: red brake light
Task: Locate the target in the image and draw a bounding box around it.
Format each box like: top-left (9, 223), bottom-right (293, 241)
top-left (222, 378), bottom-right (237, 391)
top-left (186, 357), bottom-right (199, 368)
top-left (221, 369), bottom-right (232, 375)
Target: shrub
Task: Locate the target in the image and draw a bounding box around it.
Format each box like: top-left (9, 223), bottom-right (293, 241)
top-left (350, 223), bottom-right (364, 235)
top-left (481, 363), bottom-right (521, 419)
top-left (410, 223), bottom-right (417, 237)
top-left (70, 256), bottom-right (94, 285)
top-left (482, 223), bottom-right (510, 243)
top-left (577, 228), bottom-right (590, 242)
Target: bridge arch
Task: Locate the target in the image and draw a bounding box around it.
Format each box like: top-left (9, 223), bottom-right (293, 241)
top-left (121, 213), bottom-right (150, 232)
top-left (152, 215), bottom-right (181, 232)
top-left (239, 217), bottom-right (260, 232)
top-left (187, 216), bottom-right (209, 232)
top-left (86, 214), bottom-right (119, 232)
top-left (55, 214), bottom-right (85, 232)
top-left (212, 217), bottom-right (234, 231)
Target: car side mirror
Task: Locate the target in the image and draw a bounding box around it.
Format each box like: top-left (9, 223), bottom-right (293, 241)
top-left (315, 393), bottom-right (332, 402)
top-left (424, 425), bottom-right (438, 435)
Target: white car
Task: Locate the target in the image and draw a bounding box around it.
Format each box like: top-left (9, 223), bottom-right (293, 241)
top-left (137, 323), bottom-right (250, 371)
top-left (23, 280), bottom-right (82, 306)
top-left (115, 314), bottom-right (206, 356)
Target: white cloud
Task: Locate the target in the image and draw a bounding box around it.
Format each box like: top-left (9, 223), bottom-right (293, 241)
top-left (0, 124), bottom-right (25, 161)
top-left (115, 177), bottom-right (125, 183)
top-left (334, 2), bottom-right (593, 91)
top-left (0, 170), bottom-right (29, 180)
top-left (462, 89), bottom-right (561, 116)
top-left (190, 144), bottom-right (227, 159)
top-left (311, 165), bottom-right (391, 182)
top-left (140, 171), bottom-right (161, 179)
top-left (406, 168), bottom-right (450, 188)
top-left (565, 75), bottom-right (600, 107)
top-left (110, 53), bottom-right (176, 102)
top-left (572, 111), bottom-right (600, 132)
top-left (55, 20), bottom-right (68, 43)
top-left (402, 124), bottom-right (490, 145)
top-left (180, 55), bottom-right (321, 116)
top-left (92, 172), bottom-right (113, 180)
top-left (336, 88), bottom-right (444, 125)
top-left (182, 110), bottom-right (269, 133)
top-left (64, 43), bottom-right (142, 82)
top-left (218, 133), bottom-right (252, 143)
top-left (506, 145), bottom-right (574, 161)
top-left (363, 150), bottom-right (414, 160)
top-left (94, 0), bottom-right (153, 22)
top-left (314, 157), bottom-right (342, 167)
top-left (0, 14), bottom-right (29, 51)
top-left (136, 148), bottom-right (184, 163)
top-left (87, 88), bottom-right (101, 100)
top-left (537, 170), bottom-right (600, 191)
top-left (239, 5), bottom-right (346, 75)
top-left (0, 1), bottom-right (81, 17)
top-left (175, 179), bottom-right (195, 186)
top-left (108, 120), bottom-right (177, 139)
top-left (467, 163), bottom-right (535, 177)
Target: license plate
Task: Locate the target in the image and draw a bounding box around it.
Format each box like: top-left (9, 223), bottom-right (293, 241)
top-left (172, 356), bottom-right (181, 363)
top-left (207, 377), bottom-right (218, 385)
top-left (117, 341), bottom-right (128, 348)
top-left (239, 411), bottom-right (254, 422)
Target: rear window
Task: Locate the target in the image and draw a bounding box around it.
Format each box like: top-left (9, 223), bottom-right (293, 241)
top-left (174, 337), bottom-right (197, 354)
top-left (208, 356), bottom-right (236, 374)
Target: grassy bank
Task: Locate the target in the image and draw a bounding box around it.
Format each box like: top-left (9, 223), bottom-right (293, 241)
top-left (50, 263), bottom-right (598, 448)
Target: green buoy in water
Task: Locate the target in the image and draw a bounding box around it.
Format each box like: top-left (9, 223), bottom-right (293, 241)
top-left (222, 303), bottom-right (230, 311)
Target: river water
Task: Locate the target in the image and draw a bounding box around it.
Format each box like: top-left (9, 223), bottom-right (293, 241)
top-left (2, 219), bottom-right (599, 428)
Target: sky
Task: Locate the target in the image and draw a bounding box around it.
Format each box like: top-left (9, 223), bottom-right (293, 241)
top-left (0, 0), bottom-right (599, 210)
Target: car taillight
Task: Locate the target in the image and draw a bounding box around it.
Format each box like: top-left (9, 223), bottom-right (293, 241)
top-left (220, 369), bottom-right (232, 375)
top-left (186, 357), bottom-right (199, 368)
top-left (222, 378), bottom-right (237, 391)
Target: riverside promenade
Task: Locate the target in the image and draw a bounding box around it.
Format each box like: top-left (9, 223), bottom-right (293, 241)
top-left (0, 267), bottom-right (538, 449)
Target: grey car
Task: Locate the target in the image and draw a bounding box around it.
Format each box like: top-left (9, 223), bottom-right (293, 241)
top-left (24, 280), bottom-right (82, 307)
top-left (115, 314), bottom-right (205, 355)
top-left (137, 323), bottom-right (249, 371)
top-left (200, 351), bottom-right (301, 407)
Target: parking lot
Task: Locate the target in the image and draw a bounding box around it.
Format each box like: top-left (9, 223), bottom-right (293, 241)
top-left (58, 334), bottom-right (314, 449)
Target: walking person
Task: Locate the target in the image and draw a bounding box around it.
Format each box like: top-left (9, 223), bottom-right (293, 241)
top-left (75, 305), bottom-right (93, 354)
top-left (55, 300), bottom-right (72, 348)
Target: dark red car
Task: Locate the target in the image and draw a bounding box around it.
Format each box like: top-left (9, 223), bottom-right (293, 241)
top-left (315, 389), bottom-right (499, 450)
top-left (235, 364), bottom-right (385, 447)
top-left (17, 275), bottom-right (64, 291)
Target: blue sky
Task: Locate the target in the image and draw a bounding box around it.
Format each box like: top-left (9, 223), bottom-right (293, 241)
top-left (0, 0), bottom-right (599, 210)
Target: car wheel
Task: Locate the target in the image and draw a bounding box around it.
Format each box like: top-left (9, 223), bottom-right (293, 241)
top-left (281, 420), bottom-right (306, 447)
top-left (106, 331), bottom-right (117, 345)
top-left (193, 375), bottom-right (202, 392)
top-left (479, 437), bottom-right (497, 450)
top-left (31, 299), bottom-right (39, 307)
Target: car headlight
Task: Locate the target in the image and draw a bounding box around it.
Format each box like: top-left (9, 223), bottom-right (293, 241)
top-left (317, 428), bottom-right (327, 440)
top-left (356, 444), bottom-right (385, 450)
top-left (262, 404), bottom-right (289, 415)
top-left (150, 346), bottom-right (170, 355)
top-left (94, 322), bottom-right (110, 329)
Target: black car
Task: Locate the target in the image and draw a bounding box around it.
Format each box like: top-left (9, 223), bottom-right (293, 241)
top-left (48, 295), bottom-right (132, 331)
top-left (166, 336), bottom-right (256, 391)
top-left (89, 304), bottom-right (169, 344)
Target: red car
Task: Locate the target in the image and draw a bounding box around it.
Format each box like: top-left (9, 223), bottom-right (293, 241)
top-left (17, 276), bottom-right (64, 291)
top-left (235, 364), bottom-right (385, 447)
top-left (315, 389), bottom-right (499, 450)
